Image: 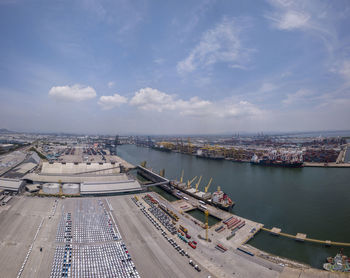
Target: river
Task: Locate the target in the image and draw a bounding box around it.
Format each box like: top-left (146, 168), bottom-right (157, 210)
top-left (117, 144), bottom-right (350, 269)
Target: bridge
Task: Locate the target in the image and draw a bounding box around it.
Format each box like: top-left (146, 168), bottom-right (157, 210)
top-left (136, 165), bottom-right (170, 188)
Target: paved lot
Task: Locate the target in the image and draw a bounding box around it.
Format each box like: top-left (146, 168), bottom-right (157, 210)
top-left (108, 195), bottom-right (211, 278)
top-left (145, 192), bottom-right (280, 278)
top-left (0, 196), bottom-right (57, 277)
top-left (0, 194), bottom-right (347, 278)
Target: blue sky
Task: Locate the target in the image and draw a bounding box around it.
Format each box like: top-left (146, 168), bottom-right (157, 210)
top-left (1, 0), bottom-right (350, 134)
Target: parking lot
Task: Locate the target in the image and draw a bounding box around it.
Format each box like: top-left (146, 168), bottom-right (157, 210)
top-left (50, 198), bottom-right (140, 278)
top-left (109, 195), bottom-right (213, 278)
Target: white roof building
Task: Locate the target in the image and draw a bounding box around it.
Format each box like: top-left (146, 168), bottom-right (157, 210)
top-left (80, 180), bottom-right (142, 195)
top-left (0, 178), bottom-right (25, 192)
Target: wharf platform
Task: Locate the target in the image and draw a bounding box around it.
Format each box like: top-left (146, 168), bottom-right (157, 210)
top-left (146, 190), bottom-right (349, 277)
top-left (303, 162), bottom-right (350, 168)
top-left (149, 187), bottom-right (263, 248)
top-left (262, 227), bottom-right (350, 247)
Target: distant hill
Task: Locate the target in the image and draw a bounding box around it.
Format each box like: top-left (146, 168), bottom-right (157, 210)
top-left (0, 128), bottom-right (14, 134)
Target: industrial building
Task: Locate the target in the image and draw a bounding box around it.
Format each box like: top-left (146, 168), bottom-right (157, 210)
top-left (41, 162), bottom-right (121, 175)
top-left (0, 178), bottom-right (25, 192)
top-left (23, 162), bottom-right (142, 196)
top-left (80, 180), bottom-right (142, 195)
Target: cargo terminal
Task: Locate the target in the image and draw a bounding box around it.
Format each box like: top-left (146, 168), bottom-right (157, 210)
top-left (0, 142), bottom-right (348, 278)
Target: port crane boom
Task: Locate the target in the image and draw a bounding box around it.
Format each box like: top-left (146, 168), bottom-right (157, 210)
top-left (204, 178), bottom-right (213, 193)
top-left (180, 170), bottom-right (184, 183)
top-left (187, 176), bottom-right (197, 189)
top-left (195, 176), bottom-right (202, 193)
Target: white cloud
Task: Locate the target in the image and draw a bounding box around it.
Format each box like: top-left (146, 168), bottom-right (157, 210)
top-left (283, 89), bottom-right (313, 105)
top-left (230, 64), bottom-right (250, 70)
top-left (260, 82), bottom-right (278, 93)
top-left (129, 87), bottom-right (263, 118)
top-left (268, 10), bottom-right (310, 30)
top-left (107, 81), bottom-right (115, 88)
top-left (98, 93), bottom-right (128, 110)
top-left (265, 0), bottom-right (339, 64)
top-left (153, 58), bottom-right (164, 65)
top-left (220, 101), bottom-right (263, 118)
top-left (129, 87), bottom-right (184, 112)
top-left (265, 0), bottom-right (311, 31)
top-left (177, 17), bottom-right (252, 74)
top-left (338, 60), bottom-right (350, 82)
top-left (174, 0), bottom-right (214, 40)
top-left (49, 84), bottom-right (96, 102)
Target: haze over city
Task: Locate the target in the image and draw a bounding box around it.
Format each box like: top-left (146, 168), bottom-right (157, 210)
top-left (1, 0), bottom-right (350, 134)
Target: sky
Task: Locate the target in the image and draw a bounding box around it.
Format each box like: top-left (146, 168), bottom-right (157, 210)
top-left (0, 0), bottom-right (350, 135)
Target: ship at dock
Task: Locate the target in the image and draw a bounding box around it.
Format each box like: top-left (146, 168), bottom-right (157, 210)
top-left (152, 146), bottom-right (172, 152)
top-left (323, 251), bottom-right (350, 273)
top-left (196, 149), bottom-right (224, 160)
top-left (151, 142), bottom-right (174, 152)
top-left (169, 177), bottom-right (234, 211)
top-left (210, 187), bottom-right (234, 211)
top-left (137, 164), bottom-right (234, 211)
top-left (250, 150), bottom-right (304, 168)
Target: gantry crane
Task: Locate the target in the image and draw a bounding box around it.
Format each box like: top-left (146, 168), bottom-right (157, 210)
top-left (195, 176), bottom-right (202, 193)
top-left (204, 178), bottom-right (213, 193)
top-left (187, 176), bottom-right (197, 189)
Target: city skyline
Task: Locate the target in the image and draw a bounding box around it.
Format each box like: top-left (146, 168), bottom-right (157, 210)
top-left (1, 0), bottom-right (350, 134)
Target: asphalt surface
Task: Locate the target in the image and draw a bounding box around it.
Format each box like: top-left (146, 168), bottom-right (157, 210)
top-left (0, 194), bottom-right (347, 278)
top-left (0, 196), bottom-right (57, 277)
top-left (108, 196), bottom-right (212, 278)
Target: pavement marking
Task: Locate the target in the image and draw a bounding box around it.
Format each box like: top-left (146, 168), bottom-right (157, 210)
top-left (17, 218), bottom-right (44, 278)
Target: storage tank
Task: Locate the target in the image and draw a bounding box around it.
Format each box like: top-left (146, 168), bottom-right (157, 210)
top-left (62, 183), bottom-right (79, 195)
top-left (42, 183), bottom-right (60, 194)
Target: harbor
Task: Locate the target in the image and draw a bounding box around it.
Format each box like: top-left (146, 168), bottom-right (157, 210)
top-left (0, 138), bottom-right (349, 277)
top-left (118, 144), bottom-right (350, 269)
top-left (141, 168), bottom-right (350, 248)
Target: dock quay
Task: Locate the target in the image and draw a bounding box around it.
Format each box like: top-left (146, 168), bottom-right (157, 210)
top-left (262, 227), bottom-right (350, 247)
top-left (138, 166), bottom-right (350, 249)
top-left (0, 187), bottom-right (347, 277)
top-left (303, 162), bottom-right (350, 168)
top-left (147, 184), bottom-right (263, 248)
top-left (141, 190), bottom-right (349, 277)
top-left (134, 166), bottom-right (350, 277)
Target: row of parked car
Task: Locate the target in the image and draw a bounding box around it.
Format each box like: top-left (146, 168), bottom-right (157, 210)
top-left (189, 260), bottom-right (201, 272)
top-left (162, 231), bottom-right (190, 257)
top-left (140, 207), bottom-right (162, 231)
top-left (133, 195), bottom-right (204, 275)
top-left (142, 196), bottom-right (177, 234)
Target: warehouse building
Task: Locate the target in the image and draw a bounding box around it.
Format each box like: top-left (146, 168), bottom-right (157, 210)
top-left (0, 178), bottom-right (25, 192)
top-left (41, 162), bottom-right (120, 175)
top-left (80, 180), bottom-right (142, 195)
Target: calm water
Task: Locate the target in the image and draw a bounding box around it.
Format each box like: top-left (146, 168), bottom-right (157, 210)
top-left (149, 186), bottom-right (179, 202)
top-left (117, 145), bottom-right (350, 268)
top-left (345, 149), bottom-right (350, 163)
top-left (186, 208), bottom-right (221, 226)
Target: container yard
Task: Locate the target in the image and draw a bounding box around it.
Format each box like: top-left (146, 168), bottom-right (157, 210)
top-left (139, 134), bottom-right (350, 168)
